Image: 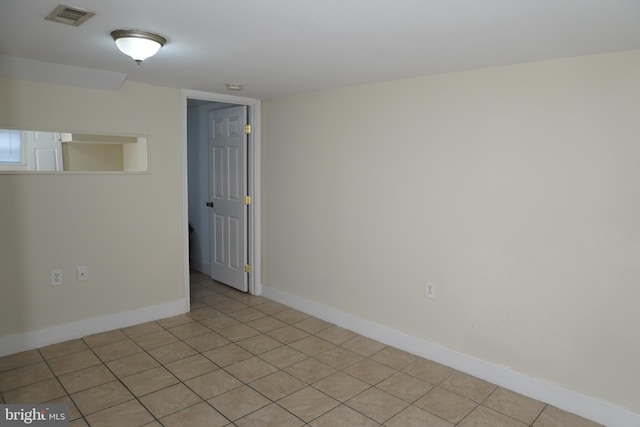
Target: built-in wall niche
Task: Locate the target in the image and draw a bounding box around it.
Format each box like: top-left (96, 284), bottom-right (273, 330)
top-left (0, 129), bottom-right (148, 173)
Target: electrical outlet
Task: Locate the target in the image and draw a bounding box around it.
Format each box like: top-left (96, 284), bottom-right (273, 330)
top-left (77, 266), bottom-right (88, 282)
top-left (50, 269), bottom-right (63, 286)
top-left (425, 282), bottom-right (436, 299)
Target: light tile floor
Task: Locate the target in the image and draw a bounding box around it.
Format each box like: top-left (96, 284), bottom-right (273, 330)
top-left (0, 272), bottom-right (604, 427)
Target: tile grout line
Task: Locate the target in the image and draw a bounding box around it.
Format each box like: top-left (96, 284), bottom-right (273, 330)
top-left (0, 274), bottom-right (602, 427)
top-left (192, 286), bottom-right (380, 425)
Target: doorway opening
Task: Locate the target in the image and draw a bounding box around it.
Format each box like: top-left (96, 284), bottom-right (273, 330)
top-left (181, 90), bottom-right (261, 309)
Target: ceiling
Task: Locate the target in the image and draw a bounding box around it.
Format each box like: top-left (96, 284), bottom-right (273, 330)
top-left (1, 0), bottom-right (639, 99)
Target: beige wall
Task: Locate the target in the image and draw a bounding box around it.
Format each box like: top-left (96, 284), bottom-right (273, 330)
top-left (63, 143), bottom-right (124, 171)
top-left (0, 78), bottom-right (185, 336)
top-left (262, 50), bottom-right (640, 412)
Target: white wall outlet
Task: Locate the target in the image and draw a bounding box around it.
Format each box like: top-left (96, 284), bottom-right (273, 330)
top-left (425, 282), bottom-right (436, 299)
top-left (77, 266), bottom-right (88, 282)
top-left (50, 269), bottom-right (63, 286)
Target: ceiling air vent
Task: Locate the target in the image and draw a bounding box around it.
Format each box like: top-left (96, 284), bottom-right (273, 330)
top-left (45, 5), bottom-right (95, 27)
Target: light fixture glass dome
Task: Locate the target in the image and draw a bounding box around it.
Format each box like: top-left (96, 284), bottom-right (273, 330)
top-left (111, 30), bottom-right (166, 64)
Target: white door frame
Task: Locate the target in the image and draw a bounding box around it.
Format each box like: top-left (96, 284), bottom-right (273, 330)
top-left (180, 89), bottom-right (262, 310)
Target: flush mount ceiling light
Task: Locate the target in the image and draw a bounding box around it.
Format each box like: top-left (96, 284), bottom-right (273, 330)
top-left (111, 30), bottom-right (166, 64)
top-left (226, 84), bottom-right (244, 91)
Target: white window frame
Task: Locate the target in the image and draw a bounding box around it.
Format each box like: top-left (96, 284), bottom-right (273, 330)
top-left (0, 129), bottom-right (28, 170)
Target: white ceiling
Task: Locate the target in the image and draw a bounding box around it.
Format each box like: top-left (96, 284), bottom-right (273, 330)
top-left (1, 0), bottom-right (639, 99)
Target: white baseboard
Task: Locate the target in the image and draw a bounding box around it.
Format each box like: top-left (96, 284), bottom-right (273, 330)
top-left (0, 298), bottom-right (188, 357)
top-left (261, 284), bottom-right (639, 427)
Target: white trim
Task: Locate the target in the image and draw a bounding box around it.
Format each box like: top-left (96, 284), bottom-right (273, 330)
top-left (180, 90), bottom-right (261, 297)
top-left (0, 298), bottom-right (187, 357)
top-left (180, 96), bottom-right (191, 313)
top-left (261, 284), bottom-right (640, 427)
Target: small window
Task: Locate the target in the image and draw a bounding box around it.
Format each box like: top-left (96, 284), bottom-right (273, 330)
top-left (0, 129), bottom-right (24, 164)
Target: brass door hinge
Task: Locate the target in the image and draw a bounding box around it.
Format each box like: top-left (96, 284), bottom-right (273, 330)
top-left (245, 264), bottom-right (252, 273)
top-left (245, 124), bottom-right (252, 134)
top-left (244, 196), bottom-right (251, 205)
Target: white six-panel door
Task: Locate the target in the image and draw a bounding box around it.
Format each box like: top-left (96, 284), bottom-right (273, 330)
top-left (208, 106), bottom-right (248, 292)
top-left (27, 131), bottom-right (63, 171)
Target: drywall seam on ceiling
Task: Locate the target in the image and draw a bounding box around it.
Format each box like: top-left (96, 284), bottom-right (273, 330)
top-left (0, 55), bottom-right (127, 91)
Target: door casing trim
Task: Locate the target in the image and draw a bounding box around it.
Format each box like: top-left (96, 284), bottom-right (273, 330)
top-left (180, 89), bottom-right (262, 308)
